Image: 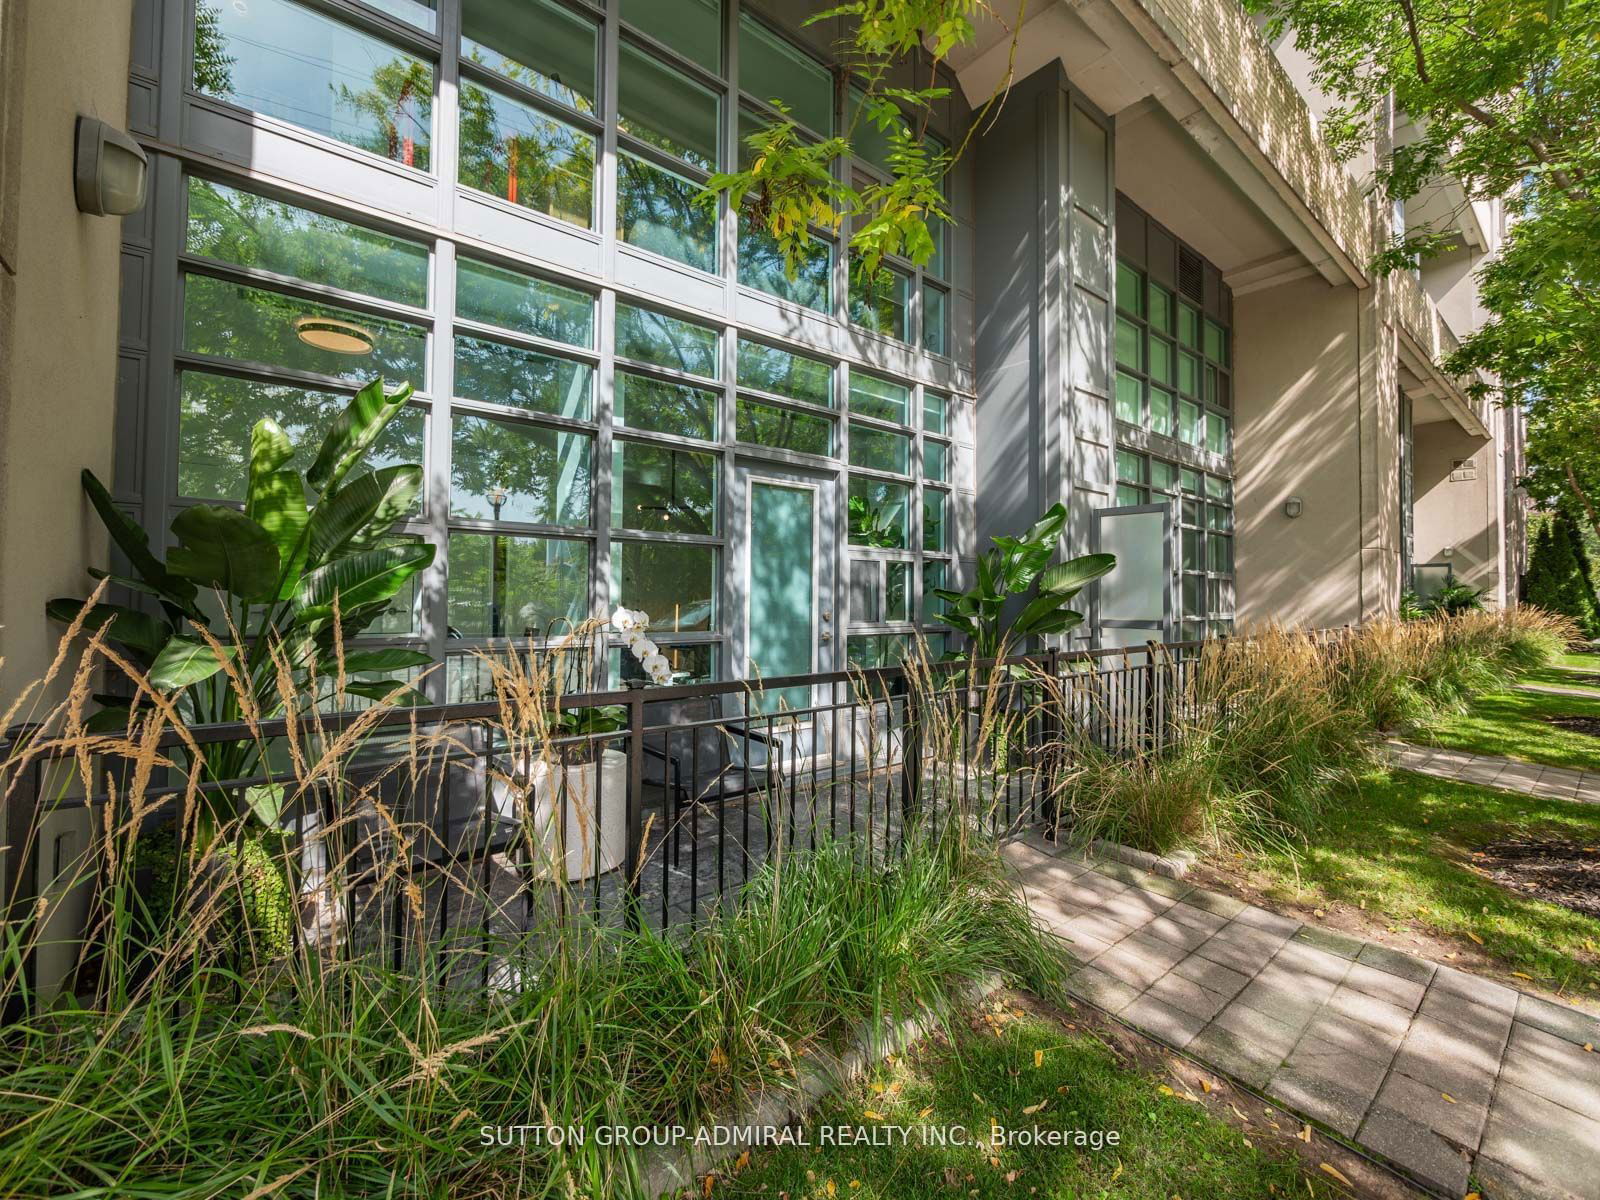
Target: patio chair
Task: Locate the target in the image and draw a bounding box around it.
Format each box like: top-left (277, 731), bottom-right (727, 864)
top-left (640, 695), bottom-right (786, 866)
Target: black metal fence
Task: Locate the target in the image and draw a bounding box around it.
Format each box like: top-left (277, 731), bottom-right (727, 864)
top-left (1, 638), bottom-right (1217, 1014)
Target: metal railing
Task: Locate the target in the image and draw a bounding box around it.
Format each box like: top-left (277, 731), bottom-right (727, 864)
top-left (1, 638), bottom-right (1222, 1014)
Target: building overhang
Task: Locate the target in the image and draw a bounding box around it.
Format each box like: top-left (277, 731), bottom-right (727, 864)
top-left (1398, 332), bottom-right (1488, 438)
top-left (948, 0), bottom-right (1372, 290)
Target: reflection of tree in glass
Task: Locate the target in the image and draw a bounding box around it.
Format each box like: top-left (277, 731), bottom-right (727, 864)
top-left (186, 178), bottom-right (426, 306)
top-left (447, 533), bottom-right (587, 639)
top-left (736, 342), bottom-right (831, 407)
top-left (849, 261), bottom-right (905, 336)
top-left (193, 2), bottom-right (235, 95)
top-left (459, 82), bottom-right (594, 224)
top-left (453, 336), bottom-right (594, 419)
top-left (178, 373), bottom-right (423, 502)
top-left (618, 156), bottom-right (715, 271)
top-left (616, 375), bottom-right (716, 441)
top-left (615, 306), bottom-right (718, 377)
top-left (739, 210), bottom-right (829, 311)
top-left (618, 543), bottom-right (715, 633)
top-left (737, 400), bottom-right (830, 456)
top-left (449, 416), bottom-right (590, 525)
top-left (335, 58), bottom-right (434, 169)
top-left (848, 489), bottom-right (905, 549)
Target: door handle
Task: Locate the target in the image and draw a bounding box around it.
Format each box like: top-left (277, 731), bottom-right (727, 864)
top-left (819, 631), bottom-right (833, 643)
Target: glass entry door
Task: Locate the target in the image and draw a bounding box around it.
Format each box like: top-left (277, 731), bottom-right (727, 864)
top-left (731, 461), bottom-right (837, 717)
top-left (1092, 501), bottom-right (1177, 648)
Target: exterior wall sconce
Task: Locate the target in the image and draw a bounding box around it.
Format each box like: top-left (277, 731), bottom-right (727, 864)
top-left (1283, 497), bottom-right (1303, 519)
top-left (73, 117), bottom-right (148, 216)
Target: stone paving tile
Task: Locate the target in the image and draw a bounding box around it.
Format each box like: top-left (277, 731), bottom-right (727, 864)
top-left (1232, 904), bottom-right (1303, 937)
top-left (1231, 979), bottom-right (1327, 1035)
top-left (1356, 1104), bottom-right (1473, 1197)
top-left (1370, 1067), bottom-right (1490, 1151)
top-left (1290, 924), bottom-right (1366, 960)
top-left (1517, 991), bottom-right (1600, 1047)
top-left (1066, 965), bottom-right (1141, 1014)
top-left (1056, 909), bottom-right (1143, 950)
top-left (1262, 939), bottom-right (1352, 986)
top-left (1170, 952), bottom-right (1252, 999)
top-left (1389, 1018), bottom-right (1503, 1105)
top-left (1416, 984), bottom-right (1518, 1048)
top-left (1340, 959), bottom-right (1428, 1012)
top-left (1133, 873), bottom-right (1194, 901)
top-left (1193, 923), bottom-right (1293, 976)
top-left (1320, 984), bottom-right (1416, 1042)
top-left (1136, 910), bottom-right (1215, 952)
top-left (1252, 959), bottom-right (1344, 1006)
top-left (1179, 888), bottom-right (1248, 918)
top-left (1480, 1082), bottom-right (1600, 1200)
top-left (1095, 940), bottom-right (1187, 991)
top-left (1355, 941), bottom-right (1437, 987)
top-left (1119, 992), bottom-right (1207, 1048)
top-left (1297, 1007), bottom-right (1406, 1064)
top-left (1267, 1036), bottom-right (1390, 1137)
top-left (1142, 969), bottom-right (1235, 1023)
top-left (1156, 901), bottom-right (1229, 938)
top-left (1430, 963), bottom-right (1521, 1015)
top-left (1389, 740), bottom-right (1600, 806)
top-left (1500, 1020), bottom-right (1600, 1118)
top-left (1185, 1023), bottom-right (1286, 1091)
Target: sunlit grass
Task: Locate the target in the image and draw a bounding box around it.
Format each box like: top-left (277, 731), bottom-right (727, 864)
top-left (1243, 769), bottom-right (1600, 998)
top-left (1415, 687), bottom-right (1600, 771)
top-left (725, 1008), bottom-right (1318, 1199)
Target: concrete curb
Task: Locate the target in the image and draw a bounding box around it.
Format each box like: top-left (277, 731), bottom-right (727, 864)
top-left (640, 973), bottom-right (1004, 1198)
top-left (1087, 838), bottom-right (1195, 880)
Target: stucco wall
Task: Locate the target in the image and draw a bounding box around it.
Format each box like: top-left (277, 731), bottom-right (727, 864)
top-left (1413, 418), bottom-right (1501, 601)
top-left (1232, 275), bottom-right (1369, 629)
top-left (0, 0), bottom-right (135, 715)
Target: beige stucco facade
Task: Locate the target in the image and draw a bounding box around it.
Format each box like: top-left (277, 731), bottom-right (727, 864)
top-left (0, 0), bottom-right (133, 717)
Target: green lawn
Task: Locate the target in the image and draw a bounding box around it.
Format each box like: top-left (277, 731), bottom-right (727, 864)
top-left (1521, 666), bottom-right (1600, 694)
top-left (1241, 770), bottom-right (1600, 997)
top-left (723, 1008), bottom-right (1322, 1199)
top-left (1413, 686), bottom-right (1600, 771)
top-left (1555, 651), bottom-right (1600, 670)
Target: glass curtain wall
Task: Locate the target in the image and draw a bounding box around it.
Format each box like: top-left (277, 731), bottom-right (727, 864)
top-left (158, 0), bottom-right (969, 699)
top-left (1112, 198), bottom-right (1235, 638)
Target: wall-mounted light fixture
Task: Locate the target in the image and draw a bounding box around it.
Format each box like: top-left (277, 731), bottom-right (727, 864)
top-left (73, 117), bottom-right (148, 216)
top-left (1283, 497), bottom-right (1303, 519)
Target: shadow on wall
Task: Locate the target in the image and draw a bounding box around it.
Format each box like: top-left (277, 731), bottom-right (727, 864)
top-left (1413, 418), bottom-right (1496, 593)
top-left (1231, 277), bottom-right (1372, 628)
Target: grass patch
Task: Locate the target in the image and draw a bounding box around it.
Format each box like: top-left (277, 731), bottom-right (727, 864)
top-left (1237, 769), bottom-right (1600, 997)
top-left (1521, 665), bottom-right (1600, 692)
top-left (724, 1006), bottom-right (1318, 1199)
top-left (1414, 687), bottom-right (1600, 771)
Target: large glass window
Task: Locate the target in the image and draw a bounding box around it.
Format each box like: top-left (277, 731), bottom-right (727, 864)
top-left (615, 374), bottom-right (718, 440)
top-left (621, 0), bottom-right (723, 71)
top-left (738, 15), bottom-right (832, 134)
top-left (849, 372), bottom-right (909, 424)
top-left (611, 441), bottom-right (717, 534)
top-left (447, 532), bottom-right (588, 640)
top-left (458, 80), bottom-right (596, 227)
top-left (735, 398), bottom-right (832, 456)
top-left (454, 336), bottom-right (594, 419)
top-left (738, 339), bottom-right (832, 407)
top-left (616, 304), bottom-right (721, 376)
top-left (449, 414), bottom-right (592, 526)
top-left (618, 47), bottom-right (719, 170)
top-left (848, 476), bottom-right (910, 549)
top-left (194, 0), bottom-right (434, 169)
top-left (185, 178), bottom-right (428, 307)
top-left (613, 543), bottom-right (717, 633)
top-left (739, 218), bottom-right (831, 312)
top-left (849, 423), bottom-right (911, 475)
top-left (849, 262), bottom-right (910, 341)
top-left (456, 258), bottom-right (594, 346)
top-left (461, 0), bottom-right (597, 113)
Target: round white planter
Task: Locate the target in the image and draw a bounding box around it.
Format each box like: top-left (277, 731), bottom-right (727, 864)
top-left (492, 748), bottom-right (629, 882)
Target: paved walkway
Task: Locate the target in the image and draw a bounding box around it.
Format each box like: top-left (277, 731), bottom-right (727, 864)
top-left (1004, 838), bottom-right (1600, 1200)
top-left (1386, 740), bottom-right (1600, 805)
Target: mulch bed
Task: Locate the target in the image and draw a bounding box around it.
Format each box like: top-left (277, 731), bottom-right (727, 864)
top-left (1474, 838), bottom-right (1600, 919)
top-left (1537, 713), bottom-right (1600, 737)
top-left (1555, 672), bottom-right (1600, 687)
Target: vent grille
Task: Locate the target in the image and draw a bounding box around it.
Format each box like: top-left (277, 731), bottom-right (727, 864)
top-left (1177, 248), bottom-right (1204, 302)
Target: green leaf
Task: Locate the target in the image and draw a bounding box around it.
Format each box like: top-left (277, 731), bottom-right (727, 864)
top-left (1038, 553), bottom-right (1117, 597)
top-left (246, 783), bottom-right (286, 826)
top-left (293, 543), bottom-right (436, 623)
top-left (342, 679), bottom-right (428, 706)
top-left (306, 465), bottom-right (422, 563)
top-left (46, 598), bottom-right (172, 656)
top-left (84, 706), bottom-right (135, 734)
top-left (306, 379), bottom-right (414, 495)
top-left (248, 417), bottom-right (294, 485)
top-left (249, 469), bottom-right (310, 600)
top-left (168, 506), bottom-right (282, 602)
top-left (333, 647), bottom-right (434, 673)
top-left (80, 469), bottom-right (199, 610)
top-left (148, 636), bottom-right (236, 692)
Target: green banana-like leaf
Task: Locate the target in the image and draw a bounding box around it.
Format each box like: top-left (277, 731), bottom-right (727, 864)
top-left (1011, 591), bottom-right (1075, 639)
top-left (342, 679), bottom-right (428, 706)
top-left (305, 465), bottom-right (423, 563)
top-left (249, 468), bottom-right (310, 599)
top-left (84, 706), bottom-right (135, 734)
top-left (149, 636), bottom-right (237, 692)
top-left (306, 379), bottom-right (414, 496)
top-left (1037, 553), bottom-right (1117, 597)
top-left (46, 598), bottom-right (173, 656)
top-left (1018, 608), bottom-right (1084, 637)
top-left (80, 469), bottom-right (200, 611)
top-left (168, 506), bottom-right (282, 602)
top-left (332, 647), bottom-right (434, 673)
top-left (246, 783), bottom-right (286, 826)
top-left (247, 418), bottom-right (295, 493)
top-left (293, 542), bottom-right (436, 623)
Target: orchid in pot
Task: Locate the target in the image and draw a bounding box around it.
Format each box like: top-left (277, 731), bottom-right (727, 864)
top-left (612, 607), bottom-right (674, 686)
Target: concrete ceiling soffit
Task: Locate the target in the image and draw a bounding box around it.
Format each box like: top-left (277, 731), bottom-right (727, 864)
top-left (1397, 332), bottom-right (1488, 438)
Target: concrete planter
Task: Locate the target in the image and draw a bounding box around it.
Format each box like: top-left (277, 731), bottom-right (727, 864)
top-left (492, 749), bottom-right (628, 881)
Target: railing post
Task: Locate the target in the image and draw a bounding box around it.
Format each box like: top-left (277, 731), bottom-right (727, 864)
top-left (1144, 641), bottom-right (1161, 753)
top-left (2, 725), bottom-right (42, 1024)
top-left (896, 671), bottom-right (921, 832)
top-left (1040, 646), bottom-right (1062, 837)
top-left (624, 693), bottom-right (645, 933)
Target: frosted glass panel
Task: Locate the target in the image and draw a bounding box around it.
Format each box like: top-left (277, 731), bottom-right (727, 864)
top-left (1070, 106), bottom-right (1109, 220)
top-left (1071, 212), bottom-right (1109, 295)
top-left (1098, 509), bottom-right (1166, 624)
top-left (750, 482), bottom-right (815, 712)
top-left (1070, 289), bottom-right (1110, 393)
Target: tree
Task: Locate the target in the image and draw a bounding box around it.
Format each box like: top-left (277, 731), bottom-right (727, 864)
top-left (1245, 0), bottom-right (1600, 534)
top-left (702, 2), bottom-right (1031, 282)
top-left (1525, 509), bottom-right (1598, 634)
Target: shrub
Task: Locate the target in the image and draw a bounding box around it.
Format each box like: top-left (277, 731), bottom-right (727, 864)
top-left (1526, 509), bottom-right (1600, 636)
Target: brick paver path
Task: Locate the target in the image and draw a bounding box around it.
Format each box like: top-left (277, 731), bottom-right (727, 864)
top-left (1386, 740), bottom-right (1600, 805)
top-left (1004, 838), bottom-right (1600, 1200)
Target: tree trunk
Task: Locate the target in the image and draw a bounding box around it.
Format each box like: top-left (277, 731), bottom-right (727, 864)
top-left (1564, 463), bottom-right (1600, 548)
